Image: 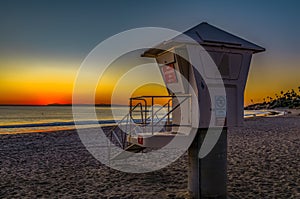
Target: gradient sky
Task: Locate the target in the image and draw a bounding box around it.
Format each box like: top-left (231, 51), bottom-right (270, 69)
top-left (0, 0), bottom-right (299, 105)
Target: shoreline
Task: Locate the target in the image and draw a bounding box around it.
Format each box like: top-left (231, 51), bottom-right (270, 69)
top-left (0, 109), bottom-right (295, 136)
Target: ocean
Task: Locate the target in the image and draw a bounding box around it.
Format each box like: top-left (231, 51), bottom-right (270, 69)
top-left (0, 106), bottom-right (130, 134)
top-left (0, 106), bottom-right (284, 134)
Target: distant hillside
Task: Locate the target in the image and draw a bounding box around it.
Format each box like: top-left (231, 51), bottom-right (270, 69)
top-left (245, 87), bottom-right (300, 110)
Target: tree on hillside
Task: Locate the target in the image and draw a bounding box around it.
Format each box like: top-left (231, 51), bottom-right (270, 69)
top-left (245, 86), bottom-right (300, 109)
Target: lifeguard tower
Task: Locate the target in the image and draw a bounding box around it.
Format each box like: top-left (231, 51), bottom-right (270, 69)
top-left (108, 22), bottom-right (265, 198)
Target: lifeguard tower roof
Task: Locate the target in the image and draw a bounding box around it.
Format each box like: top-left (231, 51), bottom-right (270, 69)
top-left (142, 22), bottom-right (265, 57)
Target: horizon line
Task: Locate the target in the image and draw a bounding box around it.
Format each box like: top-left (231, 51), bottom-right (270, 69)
top-left (0, 103), bottom-right (128, 107)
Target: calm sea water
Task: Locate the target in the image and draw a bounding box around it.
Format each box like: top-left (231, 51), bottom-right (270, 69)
top-left (0, 106), bottom-right (131, 134)
top-left (0, 106), bottom-right (284, 134)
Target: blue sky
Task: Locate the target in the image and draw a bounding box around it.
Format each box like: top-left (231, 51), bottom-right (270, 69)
top-left (1, 0), bottom-right (299, 59)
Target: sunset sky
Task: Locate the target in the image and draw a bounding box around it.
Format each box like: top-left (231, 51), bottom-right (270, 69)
top-left (0, 1), bottom-right (299, 106)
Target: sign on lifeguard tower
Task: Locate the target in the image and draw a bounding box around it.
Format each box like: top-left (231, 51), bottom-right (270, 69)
top-left (161, 64), bottom-right (178, 84)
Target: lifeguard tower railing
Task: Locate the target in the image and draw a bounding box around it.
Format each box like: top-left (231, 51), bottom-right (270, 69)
top-left (107, 94), bottom-right (191, 149)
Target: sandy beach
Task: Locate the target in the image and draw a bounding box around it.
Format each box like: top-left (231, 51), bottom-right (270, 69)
top-left (0, 111), bottom-right (299, 198)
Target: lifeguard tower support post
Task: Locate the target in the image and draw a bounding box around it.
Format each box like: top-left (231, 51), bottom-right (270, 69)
top-left (141, 22), bottom-right (265, 198)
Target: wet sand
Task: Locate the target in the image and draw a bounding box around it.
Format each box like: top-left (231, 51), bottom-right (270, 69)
top-left (0, 112), bottom-right (299, 198)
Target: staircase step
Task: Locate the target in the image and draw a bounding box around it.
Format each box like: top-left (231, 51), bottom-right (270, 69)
top-left (110, 144), bottom-right (145, 160)
top-left (125, 144), bottom-right (145, 152)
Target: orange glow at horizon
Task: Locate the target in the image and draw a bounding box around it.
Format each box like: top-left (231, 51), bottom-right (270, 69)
top-left (0, 56), bottom-right (299, 106)
top-left (94, 83), bottom-right (168, 106)
top-left (0, 59), bottom-right (77, 105)
top-left (94, 61), bottom-right (168, 105)
top-left (244, 57), bottom-right (300, 106)
top-left (130, 84), bottom-right (169, 106)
